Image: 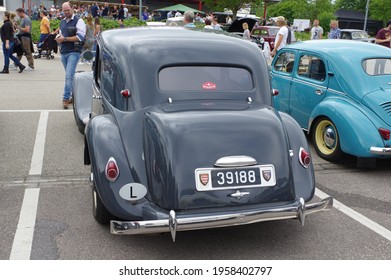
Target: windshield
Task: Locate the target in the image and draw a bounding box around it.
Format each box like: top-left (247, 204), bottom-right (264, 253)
top-left (362, 59), bottom-right (391, 75)
top-left (159, 66), bottom-right (254, 91)
top-left (352, 31), bottom-right (368, 39)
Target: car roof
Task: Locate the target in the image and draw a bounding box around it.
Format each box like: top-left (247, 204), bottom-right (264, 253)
top-left (284, 39), bottom-right (390, 59)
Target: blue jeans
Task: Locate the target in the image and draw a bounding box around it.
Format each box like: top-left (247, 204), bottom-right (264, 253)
top-left (60, 52), bottom-right (80, 101)
top-left (38, 34), bottom-right (49, 48)
top-left (2, 41), bottom-right (22, 68)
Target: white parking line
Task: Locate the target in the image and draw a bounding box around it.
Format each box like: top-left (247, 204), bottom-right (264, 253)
top-left (29, 111), bottom-right (49, 176)
top-left (316, 188), bottom-right (391, 242)
top-left (9, 111), bottom-right (50, 259)
top-left (9, 188), bottom-right (40, 260)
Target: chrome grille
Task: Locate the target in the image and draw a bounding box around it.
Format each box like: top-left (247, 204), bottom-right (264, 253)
top-left (380, 101), bottom-right (391, 117)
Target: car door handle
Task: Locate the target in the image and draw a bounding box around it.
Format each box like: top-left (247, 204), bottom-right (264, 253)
top-left (315, 89), bottom-right (324, 95)
top-left (93, 94), bottom-right (102, 100)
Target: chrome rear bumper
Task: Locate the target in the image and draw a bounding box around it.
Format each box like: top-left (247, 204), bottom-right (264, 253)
top-left (111, 197), bottom-right (333, 241)
top-left (370, 147), bottom-right (391, 155)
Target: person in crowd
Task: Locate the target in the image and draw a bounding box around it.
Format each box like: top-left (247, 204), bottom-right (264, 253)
top-left (204, 18), bottom-right (213, 29)
top-left (226, 15), bottom-right (232, 25)
top-left (118, 5), bottom-right (125, 20)
top-left (15, 8), bottom-right (35, 70)
top-left (328, 20), bottom-right (341, 39)
top-left (242, 22), bottom-right (251, 40)
top-left (375, 20), bottom-right (391, 47)
top-left (111, 5), bottom-right (119, 20)
top-left (270, 16), bottom-right (289, 57)
top-left (175, 10), bottom-right (182, 17)
top-left (183, 11), bottom-right (196, 28)
top-left (101, 3), bottom-right (109, 17)
top-left (80, 14), bottom-right (95, 64)
top-left (167, 10), bottom-right (173, 18)
top-left (142, 8), bottom-right (149, 21)
top-left (37, 10), bottom-right (51, 56)
top-left (123, 5), bottom-right (128, 18)
top-left (91, 2), bottom-right (99, 18)
top-left (212, 17), bottom-right (222, 31)
top-left (32, 5), bottom-right (38, 20)
top-left (311, 19), bottom-right (323, 40)
top-left (55, 1), bottom-right (86, 109)
top-left (0, 11), bottom-right (26, 73)
top-left (93, 17), bottom-right (101, 52)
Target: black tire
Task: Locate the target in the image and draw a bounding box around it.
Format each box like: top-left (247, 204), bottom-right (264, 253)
top-left (312, 117), bottom-right (343, 161)
top-left (92, 183), bottom-right (114, 225)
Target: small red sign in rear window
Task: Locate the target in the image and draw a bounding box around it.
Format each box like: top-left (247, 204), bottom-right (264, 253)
top-left (202, 82), bottom-right (217, 90)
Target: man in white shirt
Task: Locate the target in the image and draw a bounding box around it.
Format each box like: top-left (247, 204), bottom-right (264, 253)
top-left (311, 19), bottom-right (323, 39)
top-left (270, 16), bottom-right (289, 57)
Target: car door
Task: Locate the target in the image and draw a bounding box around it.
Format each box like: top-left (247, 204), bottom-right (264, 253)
top-left (289, 53), bottom-right (329, 129)
top-left (271, 51), bottom-right (296, 113)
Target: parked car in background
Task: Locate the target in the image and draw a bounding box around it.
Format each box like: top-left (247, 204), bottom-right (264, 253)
top-left (72, 27), bottom-right (332, 241)
top-left (165, 16), bottom-right (185, 26)
top-left (340, 29), bottom-right (375, 43)
top-left (271, 40), bottom-right (391, 166)
top-left (251, 25), bottom-right (279, 50)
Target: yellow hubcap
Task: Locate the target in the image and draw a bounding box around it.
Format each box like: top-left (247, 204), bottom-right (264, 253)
top-left (315, 120), bottom-right (338, 156)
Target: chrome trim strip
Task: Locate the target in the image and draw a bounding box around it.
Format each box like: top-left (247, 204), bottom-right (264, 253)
top-left (214, 155), bottom-right (257, 167)
top-left (110, 197), bottom-right (333, 241)
top-left (370, 147), bottom-right (391, 154)
top-left (327, 88), bottom-right (347, 96)
top-left (292, 78), bottom-right (327, 89)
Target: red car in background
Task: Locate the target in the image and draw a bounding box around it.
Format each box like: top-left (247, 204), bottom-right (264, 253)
top-left (251, 26), bottom-right (279, 50)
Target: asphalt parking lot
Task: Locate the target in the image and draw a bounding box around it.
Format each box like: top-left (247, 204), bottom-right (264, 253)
top-left (0, 49), bottom-right (390, 261)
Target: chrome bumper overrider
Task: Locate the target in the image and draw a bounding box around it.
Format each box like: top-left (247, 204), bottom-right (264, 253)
top-left (370, 147), bottom-right (391, 155)
top-left (111, 197), bottom-right (333, 241)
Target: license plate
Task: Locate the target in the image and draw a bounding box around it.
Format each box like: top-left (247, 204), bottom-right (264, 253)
top-left (195, 165), bottom-right (276, 191)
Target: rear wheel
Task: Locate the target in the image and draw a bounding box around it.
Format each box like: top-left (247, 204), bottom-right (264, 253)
top-left (92, 171), bottom-right (114, 225)
top-left (312, 117), bottom-right (342, 161)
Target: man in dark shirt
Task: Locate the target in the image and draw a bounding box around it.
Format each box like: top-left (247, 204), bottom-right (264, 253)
top-left (101, 2), bottom-right (109, 17)
top-left (91, 2), bottom-right (99, 18)
top-left (375, 20), bottom-right (391, 47)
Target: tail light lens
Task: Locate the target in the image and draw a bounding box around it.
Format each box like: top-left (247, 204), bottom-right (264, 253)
top-left (272, 89), bottom-right (279, 96)
top-left (378, 128), bottom-right (390, 140)
top-left (299, 147), bottom-right (311, 168)
top-left (121, 89), bottom-right (131, 98)
top-left (106, 157), bottom-right (119, 182)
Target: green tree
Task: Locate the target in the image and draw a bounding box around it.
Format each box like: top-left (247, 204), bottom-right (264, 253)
top-left (266, 0), bottom-right (309, 23)
top-left (203, 0), bottom-right (247, 20)
top-left (308, 0), bottom-right (334, 20)
top-left (369, 0), bottom-right (391, 24)
top-left (334, 0), bottom-right (367, 11)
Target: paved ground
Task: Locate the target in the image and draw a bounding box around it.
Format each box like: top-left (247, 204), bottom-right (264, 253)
top-left (0, 49), bottom-right (390, 261)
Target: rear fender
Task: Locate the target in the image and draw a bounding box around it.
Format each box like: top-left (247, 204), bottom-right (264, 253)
top-left (85, 115), bottom-right (144, 220)
top-left (73, 71), bottom-right (93, 133)
top-left (309, 98), bottom-right (385, 157)
top-left (280, 113), bottom-right (315, 201)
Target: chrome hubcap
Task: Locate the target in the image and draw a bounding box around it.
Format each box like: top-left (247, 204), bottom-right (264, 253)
top-left (324, 126), bottom-right (336, 149)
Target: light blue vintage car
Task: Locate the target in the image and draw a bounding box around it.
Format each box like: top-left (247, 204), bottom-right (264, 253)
top-left (271, 40), bottom-right (391, 164)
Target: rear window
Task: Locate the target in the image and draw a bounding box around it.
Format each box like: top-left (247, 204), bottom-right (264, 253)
top-left (159, 66), bottom-right (254, 91)
top-left (362, 59), bottom-right (391, 75)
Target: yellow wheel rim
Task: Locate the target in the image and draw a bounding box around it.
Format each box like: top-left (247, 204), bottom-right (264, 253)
top-left (315, 120), bottom-right (338, 156)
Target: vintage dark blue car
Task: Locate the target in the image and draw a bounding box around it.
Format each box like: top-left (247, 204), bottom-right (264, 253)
top-left (73, 27), bottom-right (332, 241)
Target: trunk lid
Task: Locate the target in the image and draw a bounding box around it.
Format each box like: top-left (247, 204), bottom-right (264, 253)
top-left (143, 101), bottom-right (295, 211)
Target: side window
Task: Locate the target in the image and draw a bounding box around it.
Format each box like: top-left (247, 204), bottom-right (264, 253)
top-left (273, 52), bottom-right (295, 73)
top-left (298, 55), bottom-right (326, 81)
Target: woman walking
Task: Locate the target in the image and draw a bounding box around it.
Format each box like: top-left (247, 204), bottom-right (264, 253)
top-left (0, 12), bottom-right (26, 73)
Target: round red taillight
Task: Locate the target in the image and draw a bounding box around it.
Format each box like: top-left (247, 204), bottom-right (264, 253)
top-left (299, 147), bottom-right (311, 168)
top-left (121, 89), bottom-right (131, 98)
top-left (106, 157), bottom-right (119, 182)
top-left (272, 89), bottom-right (279, 96)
